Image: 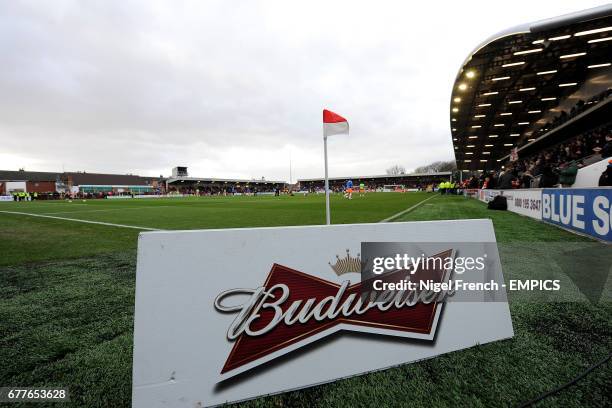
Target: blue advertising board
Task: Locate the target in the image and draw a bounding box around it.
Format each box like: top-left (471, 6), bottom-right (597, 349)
top-left (542, 188), bottom-right (612, 242)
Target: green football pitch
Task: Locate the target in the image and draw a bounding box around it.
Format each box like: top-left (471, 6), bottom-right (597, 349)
top-left (0, 193), bottom-right (610, 407)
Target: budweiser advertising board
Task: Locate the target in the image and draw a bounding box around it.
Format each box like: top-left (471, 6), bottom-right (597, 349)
top-left (132, 220), bottom-right (513, 407)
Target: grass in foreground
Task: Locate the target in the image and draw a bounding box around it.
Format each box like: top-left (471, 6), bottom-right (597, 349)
top-left (0, 193), bottom-right (428, 265)
top-left (0, 194), bottom-right (610, 407)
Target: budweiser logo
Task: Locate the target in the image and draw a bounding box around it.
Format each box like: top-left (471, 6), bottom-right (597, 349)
top-left (214, 249), bottom-right (454, 378)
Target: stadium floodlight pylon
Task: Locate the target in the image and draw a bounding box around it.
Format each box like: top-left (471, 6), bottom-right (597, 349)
top-left (322, 109), bottom-right (349, 225)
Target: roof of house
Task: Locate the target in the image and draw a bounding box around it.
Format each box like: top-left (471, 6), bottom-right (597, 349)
top-left (63, 172), bottom-right (154, 186)
top-left (0, 170), bottom-right (61, 182)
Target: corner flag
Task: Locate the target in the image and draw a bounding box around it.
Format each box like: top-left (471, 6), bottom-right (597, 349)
top-left (323, 109), bottom-right (349, 137)
top-left (322, 109), bottom-right (349, 225)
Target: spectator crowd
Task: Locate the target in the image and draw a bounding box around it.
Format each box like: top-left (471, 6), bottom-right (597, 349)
top-left (463, 121), bottom-right (612, 189)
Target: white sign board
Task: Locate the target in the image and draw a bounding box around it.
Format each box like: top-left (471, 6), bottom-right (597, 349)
top-left (476, 189), bottom-right (542, 220)
top-left (6, 181), bottom-right (26, 193)
top-left (477, 189), bottom-right (500, 203)
top-left (573, 157), bottom-right (609, 188)
top-left (499, 189), bottom-right (543, 220)
top-left (132, 220), bottom-right (513, 407)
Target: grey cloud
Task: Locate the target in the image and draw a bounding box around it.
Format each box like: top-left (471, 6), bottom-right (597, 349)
top-left (0, 0), bottom-right (600, 179)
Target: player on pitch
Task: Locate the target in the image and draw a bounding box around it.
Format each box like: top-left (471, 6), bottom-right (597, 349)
top-left (344, 179), bottom-right (354, 199)
top-left (359, 181), bottom-right (365, 196)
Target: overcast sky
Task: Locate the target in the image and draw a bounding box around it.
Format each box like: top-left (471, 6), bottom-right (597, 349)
top-left (0, 1), bottom-right (607, 181)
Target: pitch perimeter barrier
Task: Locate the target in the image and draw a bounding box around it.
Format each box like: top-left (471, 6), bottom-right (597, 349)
top-left (467, 187), bottom-right (612, 242)
top-left (542, 188), bottom-right (612, 242)
top-left (106, 194), bottom-right (186, 199)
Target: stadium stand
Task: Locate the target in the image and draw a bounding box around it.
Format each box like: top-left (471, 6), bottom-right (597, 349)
top-left (165, 176), bottom-right (286, 195)
top-left (455, 5), bottom-right (612, 245)
top-left (450, 7), bottom-right (611, 189)
top-left (298, 172), bottom-right (451, 192)
top-left (163, 166), bottom-right (287, 195)
top-left (461, 120), bottom-right (612, 189)
top-left (159, 166), bottom-right (284, 195)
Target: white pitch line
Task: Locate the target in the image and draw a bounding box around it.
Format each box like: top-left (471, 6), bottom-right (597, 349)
top-left (379, 194), bottom-right (439, 223)
top-left (2, 202), bottom-right (89, 207)
top-left (0, 210), bottom-right (161, 231)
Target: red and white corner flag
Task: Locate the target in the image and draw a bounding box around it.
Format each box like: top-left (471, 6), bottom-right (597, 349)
top-left (322, 109), bottom-right (349, 225)
top-left (323, 109), bottom-right (349, 137)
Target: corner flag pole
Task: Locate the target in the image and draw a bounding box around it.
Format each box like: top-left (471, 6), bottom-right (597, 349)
top-left (324, 133), bottom-right (331, 225)
top-left (322, 109), bottom-right (348, 226)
